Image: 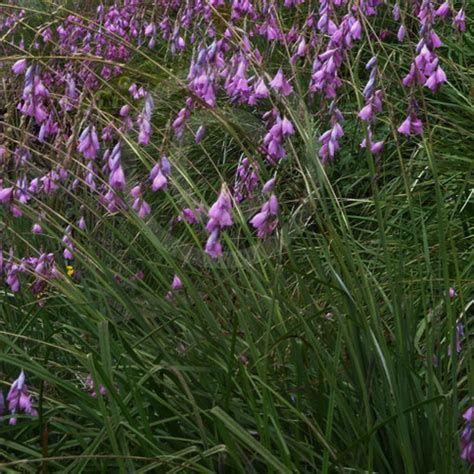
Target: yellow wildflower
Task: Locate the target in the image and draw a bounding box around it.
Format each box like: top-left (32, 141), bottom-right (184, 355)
top-left (66, 265), bottom-right (75, 277)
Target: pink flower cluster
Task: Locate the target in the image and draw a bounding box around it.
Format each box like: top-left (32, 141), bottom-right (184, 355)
top-left (0, 0), bottom-right (466, 283)
top-left (4, 371), bottom-right (37, 425)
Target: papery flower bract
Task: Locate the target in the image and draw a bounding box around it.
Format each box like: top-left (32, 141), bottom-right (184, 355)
top-left (62, 226), bottom-right (75, 260)
top-left (435, 2), bottom-right (450, 18)
top-left (32, 223), bottom-right (42, 234)
top-left (205, 229), bottom-right (223, 258)
top-left (281, 117), bottom-right (295, 135)
top-left (397, 25), bottom-right (406, 42)
top-left (195, 125), bottom-right (206, 143)
top-left (263, 114), bottom-right (295, 164)
top-left (150, 156), bottom-right (171, 192)
top-left (107, 142), bottom-right (127, 190)
top-left (109, 165), bottom-right (126, 190)
top-left (358, 104), bottom-right (374, 121)
top-left (166, 274), bottom-right (183, 300)
top-left (84, 375), bottom-right (107, 398)
top-left (203, 181), bottom-right (233, 258)
top-left (206, 185), bottom-right (233, 232)
top-left (398, 116), bottom-right (412, 135)
top-left (171, 275), bottom-right (182, 290)
top-left (138, 115), bottom-right (151, 145)
top-left (177, 206), bottom-right (203, 224)
top-left (392, 3), bottom-right (401, 20)
top-left (10, 204), bottom-right (22, 218)
top-left (172, 107), bottom-right (190, 138)
top-left (253, 78), bottom-right (269, 101)
top-left (234, 157), bottom-right (258, 202)
top-left (269, 69), bottom-right (293, 96)
top-left (398, 112), bottom-right (423, 136)
top-left (130, 185), bottom-right (151, 219)
top-left (0, 187), bottom-right (14, 203)
top-left (6, 370), bottom-right (37, 425)
top-left (119, 105), bottom-right (130, 117)
top-left (362, 137), bottom-right (384, 155)
top-left (78, 126), bottom-right (100, 160)
top-left (262, 178), bottom-right (276, 193)
top-left (319, 104), bottom-right (344, 163)
top-left (12, 59), bottom-right (27, 74)
top-left (250, 194), bottom-right (279, 238)
top-left (370, 140), bottom-right (384, 154)
top-left (424, 66), bottom-right (447, 92)
top-left (453, 9), bottom-right (465, 32)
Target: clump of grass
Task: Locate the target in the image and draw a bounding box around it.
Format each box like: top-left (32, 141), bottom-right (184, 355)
top-left (0, 1), bottom-right (473, 472)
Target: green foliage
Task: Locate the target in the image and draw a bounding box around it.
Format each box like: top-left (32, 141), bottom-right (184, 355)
top-left (0, 2), bottom-right (473, 473)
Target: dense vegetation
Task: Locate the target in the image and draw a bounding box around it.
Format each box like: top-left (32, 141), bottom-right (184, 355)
top-left (0, 0), bottom-right (472, 472)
